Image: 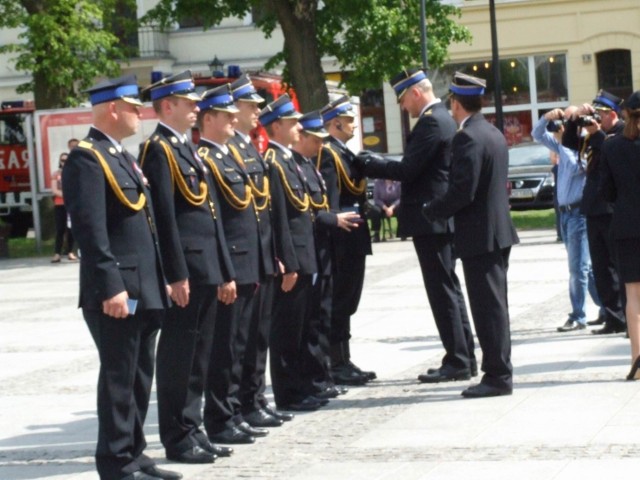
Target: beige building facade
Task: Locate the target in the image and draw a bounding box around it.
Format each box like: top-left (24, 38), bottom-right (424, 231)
top-left (0, 0), bottom-right (639, 154)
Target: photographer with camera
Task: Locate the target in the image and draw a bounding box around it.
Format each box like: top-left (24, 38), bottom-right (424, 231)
top-left (532, 106), bottom-right (600, 333)
top-left (562, 91), bottom-right (626, 335)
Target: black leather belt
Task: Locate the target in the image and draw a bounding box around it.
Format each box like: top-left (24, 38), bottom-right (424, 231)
top-left (558, 202), bottom-right (581, 213)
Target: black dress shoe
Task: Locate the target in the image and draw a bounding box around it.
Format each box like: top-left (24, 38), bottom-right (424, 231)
top-left (123, 472), bottom-right (163, 480)
top-left (334, 385), bottom-right (349, 395)
top-left (141, 465), bottom-right (184, 479)
top-left (209, 426), bottom-right (255, 445)
top-left (587, 316), bottom-right (606, 326)
top-left (331, 365), bottom-right (368, 386)
top-left (195, 437), bottom-right (233, 457)
top-left (592, 323), bottom-right (626, 335)
top-left (244, 409), bottom-right (284, 428)
top-left (461, 383), bottom-right (512, 398)
top-left (349, 361), bottom-right (377, 380)
top-left (428, 361), bottom-right (478, 377)
top-left (418, 366), bottom-right (471, 383)
top-left (313, 386), bottom-right (341, 399)
top-left (263, 403), bottom-right (294, 421)
top-left (277, 396), bottom-right (322, 411)
top-left (237, 421), bottom-right (269, 437)
top-left (166, 446), bottom-right (215, 464)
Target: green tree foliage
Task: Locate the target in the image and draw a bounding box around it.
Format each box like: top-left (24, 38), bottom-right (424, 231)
top-left (0, 0), bottom-right (135, 108)
top-left (144, 0), bottom-right (471, 110)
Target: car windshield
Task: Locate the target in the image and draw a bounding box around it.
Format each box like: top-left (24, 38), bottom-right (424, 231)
top-left (508, 145), bottom-right (551, 167)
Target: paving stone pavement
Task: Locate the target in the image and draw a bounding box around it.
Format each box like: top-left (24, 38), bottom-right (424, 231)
top-left (1, 228), bottom-right (639, 480)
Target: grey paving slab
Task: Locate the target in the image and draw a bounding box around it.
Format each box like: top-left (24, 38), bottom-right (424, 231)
top-left (1, 229), bottom-right (638, 480)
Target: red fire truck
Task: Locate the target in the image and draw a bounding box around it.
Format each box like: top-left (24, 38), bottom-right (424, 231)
top-left (0, 101), bottom-right (35, 237)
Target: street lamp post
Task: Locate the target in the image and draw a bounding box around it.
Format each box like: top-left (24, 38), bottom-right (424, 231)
top-left (420, 0), bottom-right (428, 70)
top-left (489, 0), bottom-right (504, 133)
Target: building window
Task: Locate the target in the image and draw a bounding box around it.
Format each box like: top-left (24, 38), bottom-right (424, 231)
top-left (431, 53), bottom-right (568, 145)
top-left (597, 49), bottom-right (632, 100)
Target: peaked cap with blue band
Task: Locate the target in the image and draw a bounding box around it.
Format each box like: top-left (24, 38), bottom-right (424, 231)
top-left (259, 94), bottom-right (301, 126)
top-left (390, 68), bottom-right (428, 100)
top-left (299, 110), bottom-right (329, 138)
top-left (592, 89), bottom-right (623, 113)
top-left (449, 71), bottom-right (486, 96)
top-left (230, 74), bottom-right (265, 103)
top-left (141, 70), bottom-right (201, 102)
top-left (198, 84), bottom-right (239, 113)
top-left (86, 74), bottom-right (142, 106)
top-left (320, 95), bottom-right (356, 123)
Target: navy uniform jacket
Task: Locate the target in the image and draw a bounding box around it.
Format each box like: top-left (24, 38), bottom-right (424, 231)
top-left (426, 113), bottom-right (519, 258)
top-left (139, 124), bottom-right (234, 286)
top-left (563, 119), bottom-right (624, 216)
top-left (296, 151), bottom-right (336, 277)
top-left (600, 133), bottom-right (640, 240)
top-left (317, 137), bottom-right (372, 256)
top-left (265, 142), bottom-right (317, 275)
top-left (63, 128), bottom-right (168, 310)
top-left (227, 132), bottom-right (283, 276)
top-left (198, 139), bottom-right (262, 284)
top-left (362, 101), bottom-right (455, 238)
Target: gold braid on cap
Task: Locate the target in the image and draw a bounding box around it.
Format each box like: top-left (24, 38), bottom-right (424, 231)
top-left (320, 145), bottom-right (366, 195)
top-left (139, 138), bottom-right (208, 207)
top-left (198, 146), bottom-right (253, 210)
top-left (78, 140), bottom-right (146, 211)
top-left (264, 148), bottom-right (310, 212)
top-left (228, 143), bottom-right (270, 211)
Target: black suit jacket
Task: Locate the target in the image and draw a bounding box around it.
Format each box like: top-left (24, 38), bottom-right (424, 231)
top-left (139, 124), bottom-right (234, 286)
top-left (425, 113), bottom-right (519, 259)
top-left (265, 143), bottom-right (317, 275)
top-left (63, 128), bottom-right (168, 310)
top-left (363, 101), bottom-right (455, 238)
top-left (600, 134), bottom-right (640, 240)
top-left (228, 132), bottom-right (282, 276)
top-left (318, 137), bottom-right (372, 256)
top-left (198, 139), bottom-right (261, 284)
top-left (296, 151), bottom-right (336, 277)
top-left (563, 119), bottom-right (624, 216)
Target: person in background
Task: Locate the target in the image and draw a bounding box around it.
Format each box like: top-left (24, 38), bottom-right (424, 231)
top-left (532, 106), bottom-right (601, 332)
top-left (550, 151), bottom-right (562, 242)
top-left (600, 90), bottom-right (640, 379)
top-left (50, 152), bottom-right (77, 263)
top-left (563, 90), bottom-right (626, 335)
top-left (369, 178), bottom-right (401, 242)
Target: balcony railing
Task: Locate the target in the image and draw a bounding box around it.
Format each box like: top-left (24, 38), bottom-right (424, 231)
top-left (137, 25), bottom-right (170, 58)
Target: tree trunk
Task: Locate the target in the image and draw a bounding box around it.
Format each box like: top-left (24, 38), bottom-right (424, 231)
top-left (267, 0), bottom-right (329, 111)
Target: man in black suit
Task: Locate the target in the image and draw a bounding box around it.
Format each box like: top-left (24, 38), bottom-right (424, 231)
top-left (355, 68), bottom-right (476, 383)
top-left (227, 74), bottom-right (294, 426)
top-left (63, 76), bottom-right (180, 480)
top-left (318, 95), bottom-right (375, 386)
top-left (260, 96), bottom-right (328, 411)
top-left (197, 84), bottom-right (270, 445)
top-left (562, 90), bottom-right (626, 335)
top-left (423, 72), bottom-right (519, 398)
top-left (138, 71), bottom-right (236, 464)
top-left (295, 110), bottom-right (360, 399)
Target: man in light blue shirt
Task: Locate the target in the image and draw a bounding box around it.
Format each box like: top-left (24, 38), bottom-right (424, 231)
top-left (532, 108), bottom-right (600, 331)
